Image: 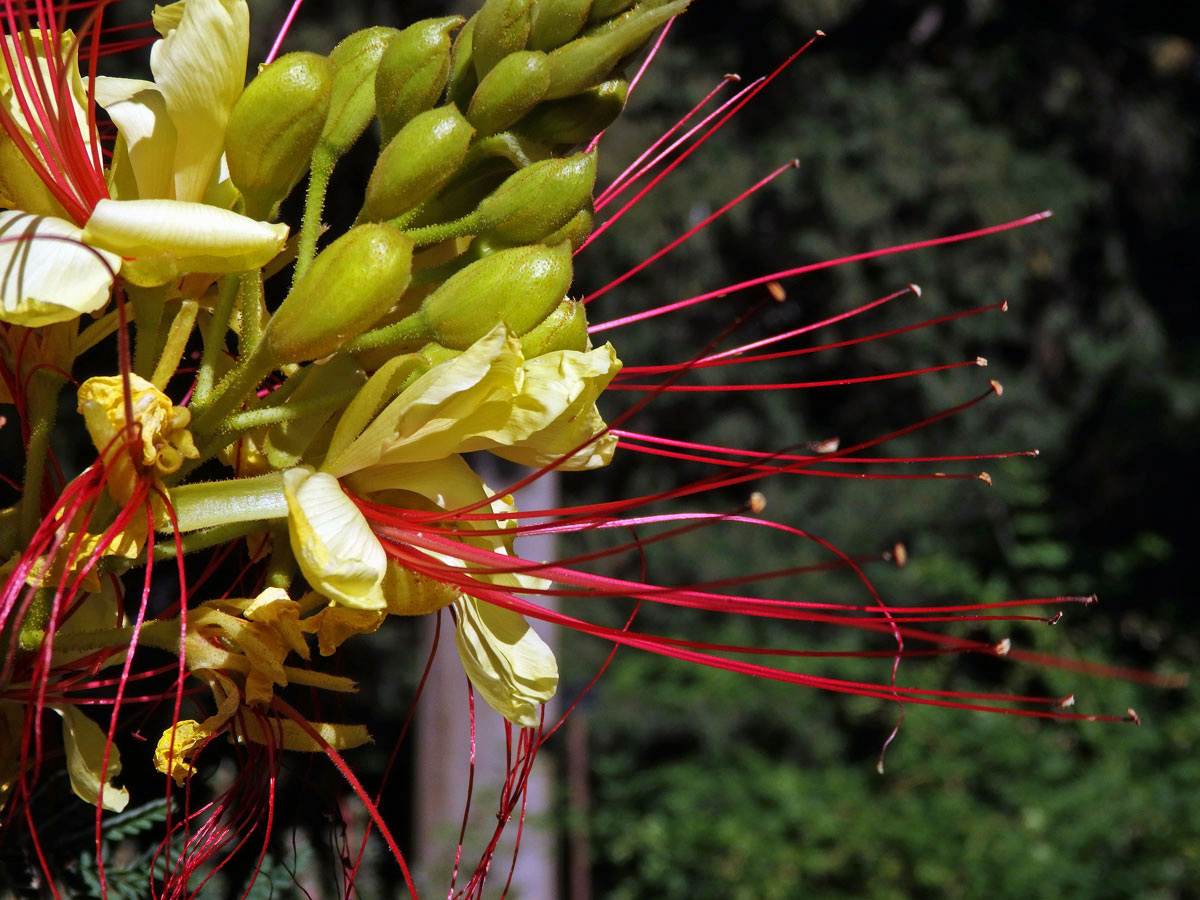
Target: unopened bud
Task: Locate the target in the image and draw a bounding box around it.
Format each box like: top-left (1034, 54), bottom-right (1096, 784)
top-left (446, 16), bottom-right (479, 110)
top-left (376, 16), bottom-right (464, 143)
top-left (533, 206), bottom-right (593, 249)
top-left (473, 0), bottom-right (534, 78)
top-left (475, 152), bottom-right (597, 243)
top-left (263, 225), bottom-right (414, 363)
top-left (529, 0), bottom-right (594, 51)
top-left (320, 27), bottom-right (400, 159)
top-left (413, 242), bottom-right (573, 349)
top-left (360, 106), bottom-right (475, 223)
top-left (227, 52), bottom-right (334, 218)
top-left (467, 50), bottom-right (551, 136)
top-left (546, 0), bottom-right (689, 99)
top-left (519, 297), bottom-right (588, 355)
top-left (587, 0), bottom-right (637, 23)
top-left (516, 77), bottom-right (627, 145)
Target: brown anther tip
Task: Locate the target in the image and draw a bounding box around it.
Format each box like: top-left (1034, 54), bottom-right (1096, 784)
top-left (1057, 694), bottom-right (1075, 708)
top-left (1001, 300), bottom-right (1009, 312)
top-left (978, 472), bottom-right (993, 485)
top-left (1047, 611), bottom-right (1064, 625)
top-left (989, 379), bottom-right (1004, 397)
top-left (976, 356), bottom-right (988, 367)
top-left (749, 491), bottom-right (767, 514)
top-left (908, 283), bottom-right (922, 297)
top-left (1127, 708), bottom-right (1141, 726)
top-left (789, 158), bottom-right (800, 169)
top-left (993, 638), bottom-right (1012, 656)
top-left (891, 542), bottom-right (908, 568)
top-left (767, 281), bottom-right (786, 302)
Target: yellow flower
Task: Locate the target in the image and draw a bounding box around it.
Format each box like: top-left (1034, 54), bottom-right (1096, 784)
top-left (77, 373), bottom-right (199, 509)
top-left (279, 325), bottom-right (616, 726)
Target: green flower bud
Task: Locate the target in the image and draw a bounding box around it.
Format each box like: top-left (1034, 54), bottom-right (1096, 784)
top-left (320, 26), bottom-right (400, 159)
top-left (467, 50), bottom-right (551, 136)
top-left (263, 225), bottom-right (414, 364)
top-left (515, 77), bottom-right (627, 145)
top-left (587, 0), bottom-right (638, 23)
top-left (375, 16), bottom-right (464, 143)
top-left (473, 0), bottom-right (533, 78)
top-left (529, 0), bottom-right (594, 51)
top-left (360, 106), bottom-right (476, 223)
top-left (545, 0), bottom-right (688, 100)
top-left (474, 151), bottom-right (597, 243)
top-left (226, 52), bottom-right (334, 218)
top-left (407, 242), bottom-right (573, 350)
top-left (534, 206), bottom-right (594, 250)
top-left (446, 15), bottom-right (479, 111)
top-left (519, 297), bottom-right (588, 355)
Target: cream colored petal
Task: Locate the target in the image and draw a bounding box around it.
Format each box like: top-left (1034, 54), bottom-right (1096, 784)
top-left (149, 0), bottom-right (249, 202)
top-left (91, 77), bottom-right (177, 200)
top-left (0, 211), bottom-right (118, 326)
top-left (83, 199), bottom-right (288, 279)
top-left (56, 705), bottom-right (129, 812)
top-left (325, 326), bottom-right (523, 477)
top-left (454, 596), bottom-right (558, 728)
top-left (462, 342), bottom-right (621, 470)
top-left (283, 467), bottom-right (386, 610)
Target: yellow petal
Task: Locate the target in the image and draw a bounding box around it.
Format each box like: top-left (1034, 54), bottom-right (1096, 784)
top-left (463, 342), bottom-right (622, 470)
top-left (299, 605), bottom-right (386, 656)
top-left (454, 596), bottom-right (558, 728)
top-left (83, 199), bottom-right (288, 283)
top-left (56, 705), bottom-right (129, 812)
top-left (91, 77), bottom-right (177, 201)
top-left (148, 0), bottom-right (249, 202)
top-left (283, 468), bottom-right (387, 610)
top-left (0, 212), bottom-right (119, 325)
top-left (325, 325), bottom-right (522, 477)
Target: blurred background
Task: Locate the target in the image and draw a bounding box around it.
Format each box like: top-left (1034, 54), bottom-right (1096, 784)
top-left (268, 1), bottom-right (1200, 897)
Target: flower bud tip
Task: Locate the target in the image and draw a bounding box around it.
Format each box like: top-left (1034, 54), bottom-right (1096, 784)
top-left (1127, 708), bottom-right (1141, 726)
top-left (767, 281), bottom-right (786, 302)
top-left (908, 283), bottom-right (921, 297)
top-left (993, 638), bottom-right (1012, 656)
top-left (990, 379), bottom-right (1004, 397)
top-left (976, 356), bottom-right (988, 367)
top-left (749, 491), bottom-right (767, 513)
top-left (978, 472), bottom-right (992, 485)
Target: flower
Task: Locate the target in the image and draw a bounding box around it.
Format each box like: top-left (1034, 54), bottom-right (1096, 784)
top-left (0, 0), bottom-right (287, 325)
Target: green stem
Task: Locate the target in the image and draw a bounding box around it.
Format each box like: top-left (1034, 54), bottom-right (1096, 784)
top-left (191, 275), bottom-right (242, 409)
top-left (188, 348), bottom-right (276, 447)
top-left (45, 618), bottom-right (179, 656)
top-left (129, 284), bottom-right (166, 378)
top-left (148, 520), bottom-right (267, 562)
top-left (237, 270), bottom-right (264, 357)
top-left (265, 526), bottom-right (296, 590)
top-left (169, 472), bottom-right (287, 533)
top-left (18, 373), bottom-right (64, 544)
top-left (400, 210), bottom-right (482, 248)
top-left (343, 313), bottom-right (428, 356)
top-left (294, 144), bottom-right (336, 288)
top-left (218, 385), bottom-right (361, 436)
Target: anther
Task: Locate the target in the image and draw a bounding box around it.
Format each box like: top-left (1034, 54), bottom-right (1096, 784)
top-left (976, 356), bottom-right (988, 367)
top-left (1047, 611), bottom-right (1063, 625)
top-left (889, 542), bottom-right (908, 569)
top-left (1127, 708), bottom-right (1141, 726)
top-left (1001, 300), bottom-right (1009, 312)
top-left (810, 437), bottom-right (840, 454)
top-left (989, 380), bottom-right (1004, 397)
top-left (815, 29), bottom-right (826, 37)
top-left (993, 638), bottom-right (1011, 656)
top-left (978, 472), bottom-right (992, 485)
top-left (749, 491), bottom-right (767, 513)
top-left (767, 281), bottom-right (786, 302)
top-left (1057, 694), bottom-right (1075, 708)
top-left (908, 283), bottom-right (922, 297)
